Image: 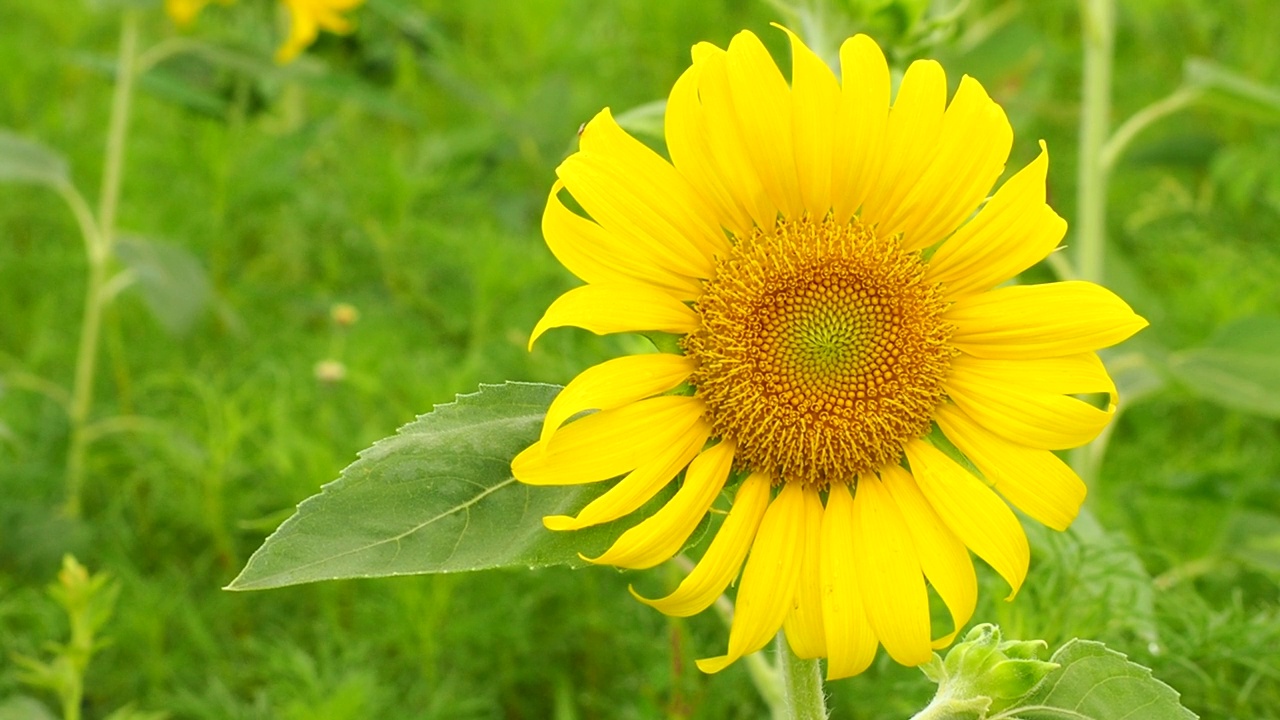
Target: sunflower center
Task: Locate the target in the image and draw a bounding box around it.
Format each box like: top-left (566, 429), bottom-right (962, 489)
top-left (683, 216), bottom-right (954, 486)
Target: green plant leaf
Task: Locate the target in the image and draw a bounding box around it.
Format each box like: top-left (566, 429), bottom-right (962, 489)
top-left (0, 130), bottom-right (69, 188)
top-left (113, 235), bottom-right (212, 335)
top-left (0, 696), bottom-right (58, 720)
top-left (1167, 315), bottom-right (1280, 418)
top-left (613, 100), bottom-right (666, 141)
top-left (228, 382), bottom-right (682, 591)
top-left (1015, 639), bottom-right (1197, 719)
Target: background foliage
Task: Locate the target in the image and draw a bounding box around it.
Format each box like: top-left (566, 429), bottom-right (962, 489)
top-left (2, 0), bottom-right (1278, 718)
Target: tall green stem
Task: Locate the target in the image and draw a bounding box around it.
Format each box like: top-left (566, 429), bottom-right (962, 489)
top-left (64, 8), bottom-right (140, 517)
top-left (1070, 0), bottom-right (1115, 486)
top-left (776, 632), bottom-right (827, 720)
top-left (1076, 0), bottom-right (1113, 288)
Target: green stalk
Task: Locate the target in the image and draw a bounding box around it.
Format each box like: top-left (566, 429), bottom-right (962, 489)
top-left (776, 632), bottom-right (827, 720)
top-left (1075, 0), bottom-right (1113, 288)
top-left (64, 8), bottom-right (140, 517)
top-left (1069, 0), bottom-right (1115, 486)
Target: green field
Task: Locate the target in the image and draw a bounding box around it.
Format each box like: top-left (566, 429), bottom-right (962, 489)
top-left (3, 0), bottom-right (1279, 718)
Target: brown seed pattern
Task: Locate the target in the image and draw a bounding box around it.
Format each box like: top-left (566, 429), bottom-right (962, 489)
top-left (683, 217), bottom-right (954, 487)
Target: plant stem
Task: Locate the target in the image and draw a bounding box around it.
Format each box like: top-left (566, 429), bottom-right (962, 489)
top-left (1075, 0), bottom-right (1113, 287)
top-left (776, 632), bottom-right (827, 720)
top-left (1069, 0), bottom-right (1115, 486)
top-left (64, 8), bottom-right (140, 517)
top-left (1101, 86), bottom-right (1200, 171)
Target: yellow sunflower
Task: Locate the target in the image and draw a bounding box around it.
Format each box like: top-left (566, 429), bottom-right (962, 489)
top-left (512, 27), bottom-right (1146, 679)
top-left (276, 0), bottom-right (365, 64)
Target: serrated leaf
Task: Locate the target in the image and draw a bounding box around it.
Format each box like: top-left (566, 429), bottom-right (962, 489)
top-left (229, 382), bottom-right (685, 591)
top-left (1015, 639), bottom-right (1197, 719)
top-left (1167, 315), bottom-right (1280, 418)
top-left (0, 130), bottom-right (70, 187)
top-left (113, 235), bottom-right (212, 335)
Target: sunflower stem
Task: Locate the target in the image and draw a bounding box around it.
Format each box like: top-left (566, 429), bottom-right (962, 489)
top-left (1075, 0), bottom-right (1113, 287)
top-left (776, 632), bottom-right (828, 720)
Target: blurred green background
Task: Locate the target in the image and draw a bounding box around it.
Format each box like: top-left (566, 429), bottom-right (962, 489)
top-left (2, 0), bottom-right (1279, 717)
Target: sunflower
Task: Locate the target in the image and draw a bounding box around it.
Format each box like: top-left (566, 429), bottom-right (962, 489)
top-left (276, 0), bottom-right (364, 63)
top-left (512, 27), bottom-right (1146, 679)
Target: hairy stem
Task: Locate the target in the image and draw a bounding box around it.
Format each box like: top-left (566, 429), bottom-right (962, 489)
top-left (777, 632), bottom-right (828, 720)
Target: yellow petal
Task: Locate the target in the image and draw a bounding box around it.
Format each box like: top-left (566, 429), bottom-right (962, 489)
top-left (782, 484), bottom-right (827, 659)
top-left (886, 75), bottom-right (1013, 251)
top-left (776, 24), bottom-right (839, 218)
top-left (858, 59), bottom-right (947, 230)
top-left (947, 281), bottom-right (1148, 359)
top-left (512, 396), bottom-right (705, 486)
top-left (945, 353), bottom-right (1116, 450)
top-left (904, 438), bottom-right (1029, 599)
top-left (820, 482), bottom-right (878, 680)
top-left (589, 441), bottom-right (735, 569)
top-left (926, 143), bottom-right (1067, 298)
top-left (542, 422), bottom-right (708, 531)
top-left (557, 153), bottom-right (713, 282)
top-left (697, 483), bottom-right (806, 674)
top-left (542, 182), bottom-right (703, 299)
top-left (576, 108), bottom-right (729, 263)
top-left (724, 30), bottom-right (803, 220)
top-left (541, 354), bottom-right (695, 442)
top-left (690, 43), bottom-right (778, 231)
top-left (880, 465), bottom-right (977, 649)
top-left (529, 282), bottom-right (698, 349)
top-left (831, 34), bottom-right (890, 224)
top-left (665, 59), bottom-right (754, 237)
top-left (632, 471), bottom-right (771, 617)
top-left (935, 403), bottom-right (1087, 531)
top-left (851, 473), bottom-right (933, 667)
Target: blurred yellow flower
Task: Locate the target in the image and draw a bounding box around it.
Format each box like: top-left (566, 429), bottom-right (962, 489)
top-left (513, 27), bottom-right (1146, 678)
top-left (166, 0), bottom-right (364, 65)
top-left (164, 0), bottom-right (232, 28)
top-left (276, 0), bottom-right (365, 64)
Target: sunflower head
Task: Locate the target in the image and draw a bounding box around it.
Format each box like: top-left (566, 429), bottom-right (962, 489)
top-left (684, 214), bottom-right (955, 486)
top-left (513, 26), bottom-right (1146, 679)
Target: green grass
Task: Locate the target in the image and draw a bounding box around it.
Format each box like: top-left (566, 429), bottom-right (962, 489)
top-left (3, 0), bottom-right (1280, 718)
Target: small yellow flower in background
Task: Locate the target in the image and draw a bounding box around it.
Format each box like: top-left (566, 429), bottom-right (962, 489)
top-left (165, 0), bottom-right (364, 65)
top-left (331, 302), bottom-right (360, 327)
top-left (513, 26), bottom-right (1147, 679)
top-left (165, 0), bottom-right (233, 28)
top-left (276, 0), bottom-right (365, 64)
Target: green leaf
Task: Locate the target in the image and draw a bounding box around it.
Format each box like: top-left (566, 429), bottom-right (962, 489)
top-left (613, 100), bottom-right (666, 141)
top-left (0, 130), bottom-right (69, 188)
top-left (0, 696), bottom-right (58, 720)
top-left (1167, 315), bottom-right (1280, 418)
top-left (1016, 639), bottom-right (1197, 719)
top-left (113, 235), bottom-right (212, 335)
top-left (228, 382), bottom-right (678, 591)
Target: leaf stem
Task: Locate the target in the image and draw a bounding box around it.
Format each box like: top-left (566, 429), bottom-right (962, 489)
top-left (776, 632), bottom-right (827, 720)
top-left (64, 7), bottom-right (139, 517)
top-left (1101, 86), bottom-right (1201, 171)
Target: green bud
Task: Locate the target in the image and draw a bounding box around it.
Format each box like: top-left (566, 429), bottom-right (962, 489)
top-left (910, 625), bottom-right (1059, 720)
